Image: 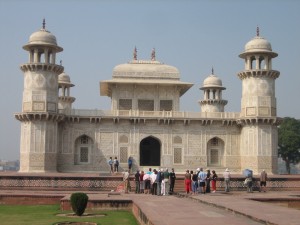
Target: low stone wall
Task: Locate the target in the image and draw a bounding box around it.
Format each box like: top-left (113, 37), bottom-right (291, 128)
top-left (0, 195), bottom-right (63, 205)
top-left (61, 198), bottom-right (132, 211)
top-left (0, 173), bottom-right (299, 192)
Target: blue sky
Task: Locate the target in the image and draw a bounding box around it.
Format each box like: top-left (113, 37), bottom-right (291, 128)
top-left (0, 0), bottom-right (299, 160)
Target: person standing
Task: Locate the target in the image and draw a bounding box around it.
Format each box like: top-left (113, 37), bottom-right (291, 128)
top-left (162, 168), bottom-right (170, 195)
top-left (128, 156), bottom-right (133, 173)
top-left (223, 168), bottom-right (231, 192)
top-left (156, 169), bottom-right (163, 195)
top-left (205, 169), bottom-right (211, 193)
top-left (108, 157), bottom-right (113, 173)
top-left (260, 170), bottom-right (268, 192)
top-left (113, 157), bottom-right (119, 172)
top-left (134, 170), bottom-right (140, 194)
top-left (150, 169), bottom-right (158, 195)
top-left (144, 168), bottom-right (152, 194)
top-left (184, 170), bottom-right (191, 194)
top-left (123, 170), bottom-right (130, 193)
top-left (198, 168), bottom-right (207, 194)
top-left (244, 173), bottom-right (253, 193)
top-left (211, 170), bottom-right (218, 193)
top-left (191, 170), bottom-right (198, 195)
top-left (139, 170), bottom-right (145, 193)
top-left (169, 168), bottom-right (176, 194)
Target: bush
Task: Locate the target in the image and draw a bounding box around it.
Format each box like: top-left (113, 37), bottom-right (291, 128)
top-left (70, 192), bottom-right (89, 216)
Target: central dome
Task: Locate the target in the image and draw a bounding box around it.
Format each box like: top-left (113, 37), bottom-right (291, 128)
top-left (112, 60), bottom-right (180, 80)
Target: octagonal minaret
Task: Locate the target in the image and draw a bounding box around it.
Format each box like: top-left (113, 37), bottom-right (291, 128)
top-left (199, 69), bottom-right (227, 112)
top-left (15, 20), bottom-right (64, 172)
top-left (238, 27), bottom-right (280, 118)
top-left (237, 27), bottom-right (280, 174)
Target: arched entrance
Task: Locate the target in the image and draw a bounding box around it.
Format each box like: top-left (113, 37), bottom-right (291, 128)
top-left (140, 136), bottom-right (161, 166)
top-left (207, 137), bottom-right (224, 167)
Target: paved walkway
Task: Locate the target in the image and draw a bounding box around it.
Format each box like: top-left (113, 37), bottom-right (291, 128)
top-left (0, 189), bottom-right (299, 225)
top-left (130, 191), bottom-right (300, 225)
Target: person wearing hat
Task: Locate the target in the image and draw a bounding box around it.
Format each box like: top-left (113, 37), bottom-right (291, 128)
top-left (223, 168), bottom-right (231, 192)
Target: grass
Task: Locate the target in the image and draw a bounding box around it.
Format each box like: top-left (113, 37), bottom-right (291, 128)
top-left (0, 204), bottom-right (139, 225)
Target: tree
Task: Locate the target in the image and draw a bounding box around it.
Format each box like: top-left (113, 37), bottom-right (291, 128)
top-left (70, 192), bottom-right (89, 216)
top-left (278, 117), bottom-right (300, 174)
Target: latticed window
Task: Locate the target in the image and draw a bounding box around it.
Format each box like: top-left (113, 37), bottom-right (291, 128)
top-left (120, 147), bottom-right (128, 163)
top-left (138, 100), bottom-right (154, 111)
top-left (173, 136), bottom-right (182, 144)
top-left (80, 147), bottom-right (89, 163)
top-left (119, 99), bottom-right (132, 110)
top-left (211, 137), bottom-right (219, 146)
top-left (160, 100), bottom-right (172, 111)
top-left (80, 135), bottom-right (89, 144)
top-left (174, 148), bottom-right (182, 164)
top-left (210, 149), bottom-right (219, 164)
top-left (75, 135), bottom-right (92, 165)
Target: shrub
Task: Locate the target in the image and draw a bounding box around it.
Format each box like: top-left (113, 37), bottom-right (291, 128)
top-left (70, 192), bottom-right (89, 216)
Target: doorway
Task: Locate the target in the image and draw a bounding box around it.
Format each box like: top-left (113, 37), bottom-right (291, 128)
top-left (140, 136), bottom-right (161, 166)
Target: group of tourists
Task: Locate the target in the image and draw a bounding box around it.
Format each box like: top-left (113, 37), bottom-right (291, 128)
top-left (243, 169), bottom-right (268, 193)
top-left (184, 168), bottom-right (219, 194)
top-left (108, 156), bottom-right (120, 173)
top-left (120, 163), bottom-right (268, 194)
top-left (124, 167), bottom-right (176, 195)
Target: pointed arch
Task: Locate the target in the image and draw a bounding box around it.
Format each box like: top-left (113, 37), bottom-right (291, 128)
top-left (74, 134), bottom-right (94, 165)
top-left (207, 137), bottom-right (225, 167)
top-left (140, 136), bottom-right (161, 166)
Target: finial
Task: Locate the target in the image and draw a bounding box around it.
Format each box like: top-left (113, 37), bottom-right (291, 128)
top-left (42, 18), bottom-right (46, 29)
top-left (212, 66), bottom-right (214, 75)
top-left (133, 46), bottom-right (137, 60)
top-left (151, 48), bottom-right (156, 61)
top-left (256, 26), bottom-right (259, 36)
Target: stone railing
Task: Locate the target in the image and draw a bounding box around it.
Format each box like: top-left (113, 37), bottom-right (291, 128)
top-left (66, 109), bottom-right (241, 119)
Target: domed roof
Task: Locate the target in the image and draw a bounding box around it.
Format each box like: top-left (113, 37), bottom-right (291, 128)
top-left (245, 36), bottom-right (272, 52)
top-left (23, 20), bottom-right (63, 52)
top-left (200, 73), bottom-right (225, 90)
top-left (112, 60), bottom-right (180, 80)
top-left (58, 72), bottom-right (74, 87)
top-left (239, 28), bottom-right (277, 58)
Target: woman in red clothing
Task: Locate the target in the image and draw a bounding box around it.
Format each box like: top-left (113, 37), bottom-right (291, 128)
top-left (211, 170), bottom-right (218, 193)
top-left (184, 170), bottom-right (191, 194)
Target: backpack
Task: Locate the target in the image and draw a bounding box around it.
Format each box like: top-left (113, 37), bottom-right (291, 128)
top-left (116, 160), bottom-right (119, 166)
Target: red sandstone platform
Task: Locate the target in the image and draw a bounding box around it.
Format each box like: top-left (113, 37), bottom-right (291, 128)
top-left (0, 172), bottom-right (300, 225)
top-left (0, 189), bottom-right (299, 225)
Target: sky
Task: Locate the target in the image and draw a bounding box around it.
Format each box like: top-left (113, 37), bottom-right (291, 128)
top-left (0, 0), bottom-right (299, 161)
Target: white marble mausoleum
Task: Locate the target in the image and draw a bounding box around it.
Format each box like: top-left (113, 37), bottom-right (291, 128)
top-left (15, 22), bottom-right (280, 174)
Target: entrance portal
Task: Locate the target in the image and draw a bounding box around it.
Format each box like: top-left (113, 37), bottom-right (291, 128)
top-left (140, 136), bottom-right (160, 166)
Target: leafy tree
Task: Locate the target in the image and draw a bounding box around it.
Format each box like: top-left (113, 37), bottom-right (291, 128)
top-left (278, 117), bottom-right (300, 174)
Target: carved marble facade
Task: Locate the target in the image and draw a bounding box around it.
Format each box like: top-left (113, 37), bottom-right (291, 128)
top-left (15, 23), bottom-right (280, 174)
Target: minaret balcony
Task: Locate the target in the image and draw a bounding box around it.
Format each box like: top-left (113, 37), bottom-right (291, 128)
top-left (14, 112), bottom-right (65, 122)
top-left (20, 63), bottom-right (64, 74)
top-left (199, 99), bottom-right (228, 106)
top-left (237, 69), bottom-right (279, 80)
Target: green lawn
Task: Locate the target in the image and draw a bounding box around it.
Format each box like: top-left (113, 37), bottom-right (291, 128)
top-left (0, 205), bottom-right (139, 225)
